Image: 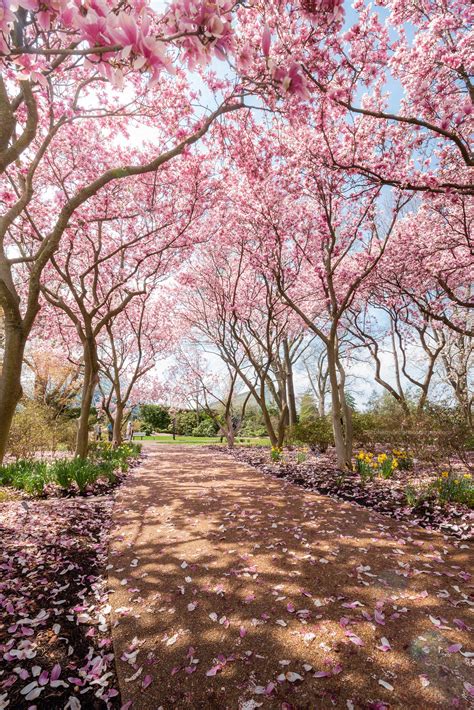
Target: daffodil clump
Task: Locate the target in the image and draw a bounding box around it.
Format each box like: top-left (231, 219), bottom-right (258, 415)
top-left (355, 450), bottom-right (399, 480)
top-left (392, 448), bottom-right (414, 470)
top-left (270, 445), bottom-right (283, 462)
top-left (436, 471), bottom-right (474, 508)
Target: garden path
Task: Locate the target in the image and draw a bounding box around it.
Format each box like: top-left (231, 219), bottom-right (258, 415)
top-left (108, 445), bottom-right (473, 710)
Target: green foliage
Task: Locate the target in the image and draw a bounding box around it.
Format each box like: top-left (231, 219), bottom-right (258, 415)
top-left (289, 417), bottom-right (334, 453)
top-left (355, 451), bottom-right (399, 479)
top-left (296, 450), bottom-right (307, 464)
top-left (435, 471), bottom-right (474, 508)
top-left (392, 448), bottom-right (414, 470)
top-left (0, 460), bottom-right (50, 496)
top-left (62, 458), bottom-right (99, 493)
top-left (49, 459), bottom-right (74, 489)
top-left (299, 392), bottom-right (318, 421)
top-left (404, 484), bottom-right (433, 509)
top-left (192, 419), bottom-right (218, 437)
top-left (90, 441), bottom-right (142, 472)
top-left (240, 410), bottom-right (268, 437)
top-left (270, 446), bottom-right (283, 462)
top-left (0, 442), bottom-right (141, 497)
top-left (354, 453), bottom-right (376, 481)
top-left (139, 404), bottom-right (171, 432)
top-left (173, 410), bottom-right (198, 436)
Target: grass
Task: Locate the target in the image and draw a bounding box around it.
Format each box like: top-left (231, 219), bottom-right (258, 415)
top-left (137, 434), bottom-right (271, 447)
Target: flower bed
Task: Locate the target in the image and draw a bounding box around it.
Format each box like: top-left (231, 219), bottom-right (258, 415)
top-left (226, 447), bottom-right (473, 540)
top-left (0, 445), bottom-right (142, 709)
top-left (0, 443), bottom-right (142, 499)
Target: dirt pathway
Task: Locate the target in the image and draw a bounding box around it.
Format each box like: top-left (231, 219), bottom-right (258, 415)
top-left (108, 446), bottom-right (473, 710)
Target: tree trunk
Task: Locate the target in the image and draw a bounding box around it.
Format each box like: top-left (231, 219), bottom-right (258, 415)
top-left (113, 403), bottom-right (124, 447)
top-left (276, 404), bottom-right (289, 448)
top-left (327, 341), bottom-right (353, 471)
top-left (75, 338), bottom-right (99, 459)
top-left (284, 340), bottom-right (298, 426)
top-left (225, 415), bottom-right (235, 448)
top-left (0, 318), bottom-right (26, 463)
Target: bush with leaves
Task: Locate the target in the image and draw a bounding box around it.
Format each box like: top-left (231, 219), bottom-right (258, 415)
top-left (192, 420), bottom-right (218, 437)
top-left (289, 417), bottom-right (334, 453)
top-left (140, 404), bottom-right (171, 432)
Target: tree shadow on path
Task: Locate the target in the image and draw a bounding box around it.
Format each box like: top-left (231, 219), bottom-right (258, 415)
top-left (108, 445), bottom-right (473, 710)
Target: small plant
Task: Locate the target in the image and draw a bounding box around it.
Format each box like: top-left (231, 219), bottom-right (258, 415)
top-left (392, 449), bottom-right (413, 470)
top-left (296, 450), bottom-right (307, 464)
top-left (355, 450), bottom-right (399, 480)
top-left (377, 453), bottom-right (399, 479)
top-left (50, 459), bottom-right (74, 489)
top-left (270, 446), bottom-right (283, 462)
top-left (404, 484), bottom-right (418, 507)
top-left (68, 459), bottom-right (99, 493)
top-left (436, 471), bottom-right (474, 508)
top-left (355, 451), bottom-right (376, 480)
top-left (0, 460), bottom-right (50, 496)
top-left (289, 417), bottom-right (334, 453)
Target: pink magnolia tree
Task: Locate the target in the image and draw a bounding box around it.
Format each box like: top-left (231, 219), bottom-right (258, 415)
top-left (175, 235), bottom-right (308, 448)
top-left (206, 118), bottom-right (413, 469)
top-left (381, 193), bottom-right (473, 337)
top-left (37, 158), bottom-right (207, 456)
top-left (242, 0), bottom-right (473, 194)
top-left (1, 0), bottom-right (282, 460)
top-left (97, 292), bottom-right (172, 445)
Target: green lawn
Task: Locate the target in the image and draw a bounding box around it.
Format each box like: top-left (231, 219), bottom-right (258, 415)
top-left (134, 434), bottom-right (270, 447)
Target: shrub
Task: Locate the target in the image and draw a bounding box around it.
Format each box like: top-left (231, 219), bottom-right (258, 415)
top-left (289, 417), bottom-right (334, 453)
top-left (139, 404), bottom-right (171, 431)
top-left (7, 401), bottom-right (55, 459)
top-left (192, 420), bottom-right (218, 437)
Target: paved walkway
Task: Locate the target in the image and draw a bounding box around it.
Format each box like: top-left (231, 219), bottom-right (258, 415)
top-left (108, 446), bottom-right (473, 709)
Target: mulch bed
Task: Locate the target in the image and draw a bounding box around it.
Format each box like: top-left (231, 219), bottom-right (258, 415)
top-left (0, 458), bottom-right (142, 710)
top-left (225, 448), bottom-right (473, 541)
